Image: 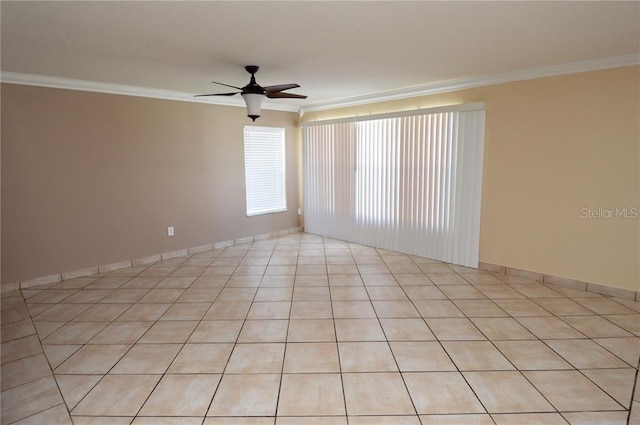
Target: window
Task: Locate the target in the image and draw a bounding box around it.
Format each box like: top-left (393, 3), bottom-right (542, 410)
top-left (243, 126), bottom-right (287, 216)
top-left (302, 104), bottom-right (486, 267)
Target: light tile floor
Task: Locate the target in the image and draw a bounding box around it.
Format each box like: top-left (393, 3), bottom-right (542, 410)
top-left (1, 233), bottom-right (639, 424)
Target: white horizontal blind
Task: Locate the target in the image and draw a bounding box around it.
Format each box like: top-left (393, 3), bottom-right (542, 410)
top-left (303, 106), bottom-right (485, 267)
top-left (244, 126), bottom-right (287, 216)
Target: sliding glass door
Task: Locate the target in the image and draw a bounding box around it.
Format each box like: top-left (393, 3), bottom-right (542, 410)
top-left (302, 104), bottom-right (485, 267)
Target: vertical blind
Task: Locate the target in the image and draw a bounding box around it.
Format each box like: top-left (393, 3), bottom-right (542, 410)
top-left (244, 126), bottom-right (287, 216)
top-left (302, 104), bottom-right (486, 267)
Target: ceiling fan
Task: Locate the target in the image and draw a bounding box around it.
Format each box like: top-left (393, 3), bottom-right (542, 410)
top-left (195, 65), bottom-right (307, 121)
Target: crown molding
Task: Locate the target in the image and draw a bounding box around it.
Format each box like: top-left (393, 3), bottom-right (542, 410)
top-left (3, 54), bottom-right (638, 115)
top-left (300, 54), bottom-right (640, 113)
top-left (0, 71), bottom-right (299, 113)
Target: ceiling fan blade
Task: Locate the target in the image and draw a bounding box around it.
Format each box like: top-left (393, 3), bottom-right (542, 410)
top-left (266, 92), bottom-right (308, 99)
top-left (264, 83), bottom-right (300, 93)
top-left (212, 81), bottom-right (243, 90)
top-left (194, 92), bottom-right (240, 97)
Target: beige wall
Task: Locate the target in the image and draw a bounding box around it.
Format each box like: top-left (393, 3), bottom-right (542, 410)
top-left (1, 84), bottom-right (300, 283)
top-left (303, 66), bottom-right (640, 292)
top-left (3, 66), bottom-right (639, 291)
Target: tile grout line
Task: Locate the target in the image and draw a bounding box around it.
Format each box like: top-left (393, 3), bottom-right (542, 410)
top-left (396, 257), bottom-right (496, 420)
top-left (360, 245), bottom-right (425, 421)
top-left (130, 248), bottom-right (225, 422)
top-left (496, 290), bottom-right (634, 414)
top-left (200, 239), bottom-right (261, 421)
top-left (6, 232), bottom-right (638, 423)
top-left (272, 235), bottom-right (296, 420)
top-left (65, 251), bottom-right (200, 420)
top-left (5, 289), bottom-right (73, 424)
top-left (334, 241), bottom-right (354, 424)
top-left (451, 272), bottom-right (569, 417)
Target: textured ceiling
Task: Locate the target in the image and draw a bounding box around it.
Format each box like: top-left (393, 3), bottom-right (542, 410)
top-left (1, 1), bottom-right (639, 109)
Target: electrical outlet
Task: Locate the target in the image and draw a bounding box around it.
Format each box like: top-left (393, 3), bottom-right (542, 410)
top-left (168, 226), bottom-right (174, 236)
top-left (297, 208), bottom-right (302, 215)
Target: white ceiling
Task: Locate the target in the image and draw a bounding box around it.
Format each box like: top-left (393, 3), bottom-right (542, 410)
top-left (2, 1), bottom-right (639, 111)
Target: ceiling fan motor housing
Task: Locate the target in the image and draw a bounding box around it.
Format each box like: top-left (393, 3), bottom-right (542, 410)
top-left (243, 65), bottom-right (266, 95)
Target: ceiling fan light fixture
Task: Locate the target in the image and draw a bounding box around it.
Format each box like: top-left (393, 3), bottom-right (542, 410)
top-left (196, 65), bottom-right (306, 121)
top-left (241, 92), bottom-right (265, 121)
